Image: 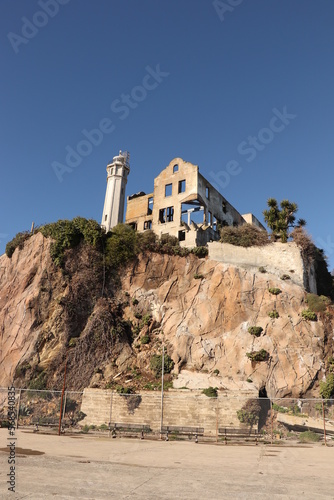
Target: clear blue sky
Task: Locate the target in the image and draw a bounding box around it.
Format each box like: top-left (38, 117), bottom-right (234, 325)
top-left (1, 0), bottom-right (334, 269)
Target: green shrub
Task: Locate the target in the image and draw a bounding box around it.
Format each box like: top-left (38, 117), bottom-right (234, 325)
top-left (299, 431), bottom-right (320, 443)
top-left (220, 224), bottom-right (269, 247)
top-left (140, 313), bottom-right (152, 327)
top-left (213, 369), bottom-right (220, 375)
top-left (272, 403), bottom-right (289, 414)
top-left (246, 349), bottom-right (269, 362)
top-left (280, 274), bottom-right (291, 280)
top-left (28, 372), bottom-right (47, 390)
top-left (246, 378), bottom-right (253, 383)
top-left (68, 338), bottom-right (78, 347)
top-left (39, 217), bottom-right (104, 267)
top-left (258, 266), bottom-right (266, 273)
top-left (19, 404), bottom-right (31, 417)
top-left (301, 309), bottom-right (317, 321)
top-left (150, 354), bottom-right (174, 376)
top-left (319, 373), bottom-right (334, 399)
top-left (248, 326), bottom-right (263, 337)
top-left (143, 381), bottom-right (172, 391)
top-left (237, 399), bottom-right (261, 426)
top-left (268, 288), bottom-right (282, 295)
top-left (159, 233), bottom-right (179, 248)
top-left (76, 411), bottom-right (86, 421)
top-left (202, 387), bottom-right (218, 398)
top-left (137, 230), bottom-right (157, 251)
top-left (116, 386), bottom-right (134, 395)
top-left (191, 246), bottom-right (208, 258)
top-left (14, 361), bottom-right (31, 378)
top-left (327, 357), bottom-right (334, 373)
top-left (268, 310), bottom-right (279, 319)
top-left (140, 334), bottom-right (150, 345)
top-left (306, 293), bottom-right (330, 313)
top-left (105, 224), bottom-right (138, 270)
top-left (5, 231), bottom-right (31, 258)
top-left (194, 273), bottom-right (204, 280)
top-left (132, 298), bottom-right (139, 306)
top-left (292, 227), bottom-right (333, 297)
top-left (64, 398), bottom-right (78, 412)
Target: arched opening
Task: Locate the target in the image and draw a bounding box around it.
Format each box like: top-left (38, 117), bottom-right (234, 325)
top-left (258, 386), bottom-right (270, 430)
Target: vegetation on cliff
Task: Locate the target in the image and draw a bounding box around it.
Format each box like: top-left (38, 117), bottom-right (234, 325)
top-left (3, 217), bottom-right (334, 399)
top-left (6, 218), bottom-right (207, 391)
top-left (263, 198), bottom-right (306, 243)
top-left (220, 224), bottom-right (269, 247)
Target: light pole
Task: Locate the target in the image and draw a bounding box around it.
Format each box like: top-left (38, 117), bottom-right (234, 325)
top-left (160, 344), bottom-right (165, 438)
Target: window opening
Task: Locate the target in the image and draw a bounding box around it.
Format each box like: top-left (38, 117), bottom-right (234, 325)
top-left (147, 196), bottom-right (153, 215)
top-left (178, 230), bottom-right (186, 242)
top-left (178, 179), bottom-right (186, 193)
top-left (165, 184), bottom-right (172, 197)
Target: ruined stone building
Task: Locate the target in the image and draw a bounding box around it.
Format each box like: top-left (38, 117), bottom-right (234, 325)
top-left (102, 153), bottom-right (264, 246)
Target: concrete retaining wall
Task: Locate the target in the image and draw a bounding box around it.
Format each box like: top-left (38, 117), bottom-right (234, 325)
top-left (80, 389), bottom-right (257, 436)
top-left (208, 241), bottom-right (317, 293)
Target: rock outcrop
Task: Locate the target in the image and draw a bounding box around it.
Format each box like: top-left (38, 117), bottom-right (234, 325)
top-left (121, 253), bottom-right (329, 398)
top-left (0, 234), bottom-right (332, 398)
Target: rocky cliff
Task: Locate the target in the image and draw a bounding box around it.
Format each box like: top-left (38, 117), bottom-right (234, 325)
top-left (0, 233), bottom-right (333, 399)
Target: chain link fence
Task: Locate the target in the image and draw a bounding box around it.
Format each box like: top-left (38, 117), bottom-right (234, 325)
top-left (0, 387), bottom-right (333, 444)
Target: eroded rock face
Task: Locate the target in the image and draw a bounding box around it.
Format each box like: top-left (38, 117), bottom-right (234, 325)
top-left (0, 233), bottom-right (54, 385)
top-left (0, 235), bottom-right (331, 398)
top-left (122, 253), bottom-right (327, 398)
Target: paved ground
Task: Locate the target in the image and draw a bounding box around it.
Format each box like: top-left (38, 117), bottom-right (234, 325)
top-left (0, 429), bottom-right (334, 499)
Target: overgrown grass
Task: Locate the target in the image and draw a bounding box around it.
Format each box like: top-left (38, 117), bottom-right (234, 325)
top-left (306, 293), bottom-right (330, 312)
top-left (298, 431), bottom-right (320, 443)
top-left (220, 224), bottom-right (269, 247)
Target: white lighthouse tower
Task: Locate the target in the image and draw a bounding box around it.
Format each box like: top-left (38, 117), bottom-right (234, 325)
top-left (101, 151), bottom-right (130, 232)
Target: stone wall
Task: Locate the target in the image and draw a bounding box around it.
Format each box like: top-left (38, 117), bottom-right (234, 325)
top-left (208, 241), bottom-right (317, 293)
top-left (80, 389), bottom-right (257, 436)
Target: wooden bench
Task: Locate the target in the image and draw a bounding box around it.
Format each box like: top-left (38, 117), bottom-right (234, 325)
top-left (110, 423), bottom-right (151, 439)
top-left (161, 425), bottom-right (204, 442)
top-left (218, 427), bottom-right (259, 445)
top-left (31, 417), bottom-right (71, 432)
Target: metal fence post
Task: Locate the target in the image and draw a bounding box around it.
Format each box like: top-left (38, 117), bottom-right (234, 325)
top-left (322, 399), bottom-right (327, 446)
top-left (62, 391), bottom-right (67, 422)
top-left (160, 345), bottom-right (165, 439)
top-left (108, 391), bottom-right (113, 437)
top-left (16, 389), bottom-right (22, 429)
top-left (216, 396), bottom-right (219, 443)
top-left (270, 400), bottom-right (273, 445)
